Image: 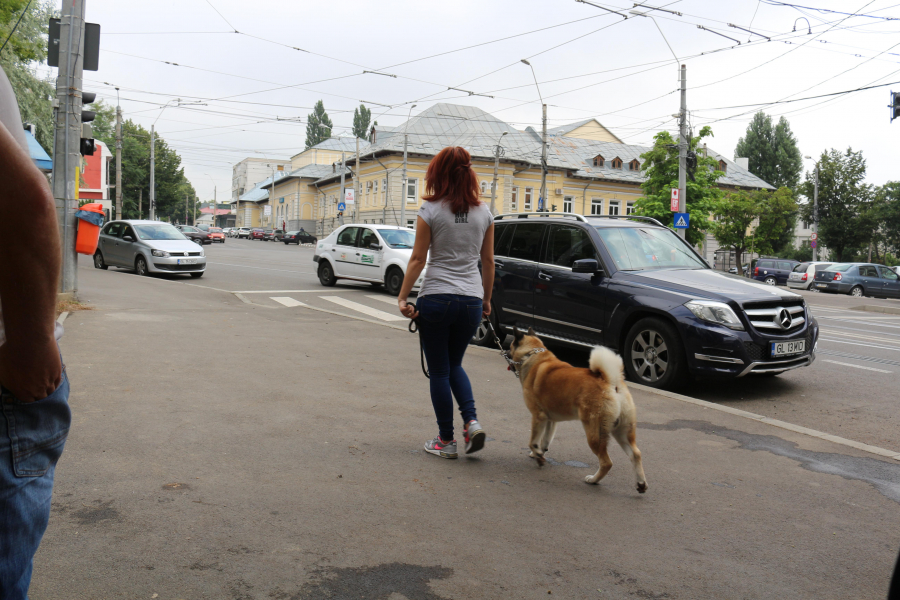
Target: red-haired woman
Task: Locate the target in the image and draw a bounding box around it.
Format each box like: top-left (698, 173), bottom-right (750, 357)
top-left (398, 146), bottom-right (495, 460)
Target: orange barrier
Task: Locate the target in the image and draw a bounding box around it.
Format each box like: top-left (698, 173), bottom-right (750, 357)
top-left (75, 203), bottom-right (105, 255)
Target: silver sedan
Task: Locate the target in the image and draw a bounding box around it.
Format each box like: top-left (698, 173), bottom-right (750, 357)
top-left (93, 220), bottom-right (207, 278)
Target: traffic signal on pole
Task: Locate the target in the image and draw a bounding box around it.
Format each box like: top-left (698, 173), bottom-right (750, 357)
top-left (80, 91), bottom-right (96, 156)
top-left (891, 91), bottom-right (900, 123)
top-left (551, 204), bottom-right (557, 212)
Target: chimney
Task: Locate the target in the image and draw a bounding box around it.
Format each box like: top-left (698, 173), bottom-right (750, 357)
top-left (735, 157), bottom-right (749, 170)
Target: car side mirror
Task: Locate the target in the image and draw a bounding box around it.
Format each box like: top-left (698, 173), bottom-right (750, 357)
top-left (123, 235), bottom-right (134, 242)
top-left (369, 243), bottom-right (382, 250)
top-left (572, 258), bottom-right (601, 274)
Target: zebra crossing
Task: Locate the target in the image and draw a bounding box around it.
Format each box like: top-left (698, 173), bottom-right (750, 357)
top-left (265, 290), bottom-right (406, 322)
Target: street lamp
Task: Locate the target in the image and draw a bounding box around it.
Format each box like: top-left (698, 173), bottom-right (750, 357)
top-left (490, 131), bottom-right (508, 215)
top-left (149, 98), bottom-right (181, 221)
top-left (400, 104), bottom-right (417, 228)
top-left (804, 155), bottom-right (819, 261)
top-left (521, 60), bottom-right (547, 212)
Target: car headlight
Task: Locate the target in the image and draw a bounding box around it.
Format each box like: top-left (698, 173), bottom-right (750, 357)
top-left (151, 249), bottom-right (170, 258)
top-left (684, 300), bottom-right (744, 330)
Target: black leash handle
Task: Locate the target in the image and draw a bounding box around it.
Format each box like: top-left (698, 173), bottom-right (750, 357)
top-left (406, 302), bottom-right (429, 379)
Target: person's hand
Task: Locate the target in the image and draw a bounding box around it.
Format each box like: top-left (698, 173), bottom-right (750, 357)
top-left (398, 298), bottom-right (419, 320)
top-left (482, 299), bottom-right (491, 319)
top-left (0, 338), bottom-right (61, 403)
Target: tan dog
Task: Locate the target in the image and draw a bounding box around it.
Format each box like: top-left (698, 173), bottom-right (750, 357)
top-left (510, 327), bottom-right (648, 493)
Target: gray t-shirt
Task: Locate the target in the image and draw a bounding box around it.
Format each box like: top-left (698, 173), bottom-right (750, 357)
top-left (417, 199), bottom-right (493, 299)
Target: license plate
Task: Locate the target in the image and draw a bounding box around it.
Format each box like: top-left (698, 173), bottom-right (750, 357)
top-left (177, 259), bottom-right (197, 265)
top-left (771, 340), bottom-right (805, 357)
top-left (816, 283), bottom-right (828, 288)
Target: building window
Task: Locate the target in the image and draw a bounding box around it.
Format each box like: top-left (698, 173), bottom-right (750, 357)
top-left (407, 219), bottom-right (415, 229)
top-left (611, 157), bottom-right (623, 169)
top-left (718, 160), bottom-right (727, 173)
top-left (591, 198), bottom-right (603, 215)
top-left (592, 155), bottom-right (604, 167)
top-left (373, 180), bottom-right (378, 196)
top-left (628, 159), bottom-right (640, 171)
top-left (511, 186), bottom-right (518, 211)
top-left (382, 178), bottom-right (387, 201)
top-left (406, 178), bottom-right (418, 204)
top-left (563, 196), bottom-right (573, 213)
top-left (626, 201), bottom-right (635, 215)
top-left (524, 187), bottom-right (533, 211)
top-left (608, 200), bottom-right (620, 216)
top-left (480, 181), bottom-right (488, 195)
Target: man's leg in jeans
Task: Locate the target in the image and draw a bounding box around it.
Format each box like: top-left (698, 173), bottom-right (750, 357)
top-left (419, 316), bottom-right (456, 441)
top-left (447, 298), bottom-right (483, 425)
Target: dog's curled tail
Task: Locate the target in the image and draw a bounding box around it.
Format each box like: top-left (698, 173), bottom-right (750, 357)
top-left (589, 346), bottom-right (625, 388)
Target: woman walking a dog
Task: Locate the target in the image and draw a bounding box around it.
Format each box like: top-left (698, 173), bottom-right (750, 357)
top-left (397, 146), bottom-right (495, 459)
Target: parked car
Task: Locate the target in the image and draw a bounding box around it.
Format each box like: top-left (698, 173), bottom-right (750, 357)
top-left (728, 264), bottom-right (749, 276)
top-left (787, 261), bottom-right (832, 291)
top-left (94, 220), bottom-right (206, 278)
top-left (235, 227), bottom-right (251, 238)
top-left (208, 227), bottom-right (226, 243)
top-left (197, 224), bottom-right (210, 232)
top-left (175, 225), bottom-right (210, 245)
top-left (222, 227), bottom-right (232, 237)
top-left (753, 258), bottom-right (800, 286)
top-left (264, 228), bottom-right (282, 241)
top-left (314, 224), bottom-right (424, 296)
top-left (249, 228), bottom-right (265, 240)
top-left (282, 230), bottom-right (317, 245)
top-left (478, 213), bottom-right (817, 390)
top-left (813, 263), bottom-right (900, 298)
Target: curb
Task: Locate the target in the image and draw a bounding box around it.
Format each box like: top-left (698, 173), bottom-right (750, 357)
top-left (850, 304), bottom-right (900, 316)
top-left (629, 382), bottom-right (900, 462)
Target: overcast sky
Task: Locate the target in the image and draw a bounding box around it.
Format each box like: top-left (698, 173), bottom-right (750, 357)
top-left (76, 0), bottom-right (900, 201)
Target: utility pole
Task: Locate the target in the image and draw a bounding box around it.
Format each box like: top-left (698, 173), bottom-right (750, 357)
top-left (812, 163), bottom-right (819, 261)
top-left (149, 124), bottom-right (156, 220)
top-left (51, 0), bottom-right (85, 297)
top-left (138, 188), bottom-right (142, 219)
top-left (193, 195), bottom-right (196, 226)
top-left (400, 134), bottom-right (408, 227)
top-left (677, 64), bottom-right (687, 239)
top-left (184, 192), bottom-right (188, 225)
top-left (115, 92), bottom-right (122, 221)
top-left (355, 136), bottom-right (361, 223)
top-left (339, 151), bottom-right (346, 227)
top-left (490, 131), bottom-right (508, 215)
top-left (540, 103), bottom-right (548, 212)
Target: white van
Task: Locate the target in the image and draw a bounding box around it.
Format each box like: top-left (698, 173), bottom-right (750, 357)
top-left (313, 224), bottom-right (424, 295)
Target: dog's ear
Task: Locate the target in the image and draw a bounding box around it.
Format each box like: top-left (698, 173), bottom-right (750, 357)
top-left (527, 327), bottom-right (535, 336)
top-left (513, 326), bottom-right (524, 342)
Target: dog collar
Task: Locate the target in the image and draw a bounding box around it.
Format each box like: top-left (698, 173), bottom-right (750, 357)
top-left (518, 348), bottom-right (546, 362)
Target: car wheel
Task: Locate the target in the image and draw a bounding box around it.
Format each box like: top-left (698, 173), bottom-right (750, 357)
top-left (135, 255), bottom-right (149, 277)
top-left (284, 241), bottom-right (289, 245)
top-left (764, 276), bottom-right (777, 286)
top-left (384, 266), bottom-right (404, 297)
top-left (318, 260), bottom-right (337, 287)
top-left (195, 238), bottom-right (203, 245)
top-left (93, 251), bottom-right (108, 270)
top-left (623, 317), bottom-right (687, 390)
top-left (850, 285), bottom-right (864, 297)
top-left (190, 272), bottom-right (203, 278)
top-left (472, 304), bottom-right (498, 347)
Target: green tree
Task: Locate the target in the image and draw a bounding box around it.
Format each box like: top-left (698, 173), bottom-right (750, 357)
top-left (868, 181), bottom-right (900, 263)
top-left (0, 0), bottom-right (56, 152)
top-left (710, 190), bottom-right (758, 268)
top-left (799, 148), bottom-right (874, 261)
top-left (305, 99), bottom-right (332, 149)
top-left (754, 187), bottom-right (799, 255)
top-left (633, 126), bottom-right (723, 247)
top-left (734, 112), bottom-right (803, 190)
top-left (352, 103), bottom-right (371, 139)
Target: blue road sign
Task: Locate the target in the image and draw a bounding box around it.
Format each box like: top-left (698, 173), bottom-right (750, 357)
top-left (674, 212), bottom-right (690, 229)
top-left (337, 202), bottom-right (346, 211)
top-left (538, 196), bottom-right (544, 211)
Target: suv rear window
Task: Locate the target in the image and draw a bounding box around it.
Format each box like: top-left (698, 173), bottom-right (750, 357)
top-left (494, 224), bottom-right (514, 257)
top-left (508, 224), bottom-right (544, 262)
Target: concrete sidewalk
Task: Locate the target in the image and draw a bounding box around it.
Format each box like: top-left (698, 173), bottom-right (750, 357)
top-left (31, 266), bottom-right (900, 599)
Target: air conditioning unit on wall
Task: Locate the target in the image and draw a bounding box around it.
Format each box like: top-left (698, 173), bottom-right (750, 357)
top-left (554, 188), bottom-right (563, 195)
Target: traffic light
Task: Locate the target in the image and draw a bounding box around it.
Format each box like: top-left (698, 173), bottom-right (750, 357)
top-left (80, 91), bottom-right (96, 156)
top-left (686, 150), bottom-right (697, 181)
top-left (551, 204), bottom-right (557, 212)
top-left (891, 91), bottom-right (900, 123)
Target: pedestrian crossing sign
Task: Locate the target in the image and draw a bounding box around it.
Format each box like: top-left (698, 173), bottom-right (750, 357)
top-left (674, 212), bottom-right (690, 229)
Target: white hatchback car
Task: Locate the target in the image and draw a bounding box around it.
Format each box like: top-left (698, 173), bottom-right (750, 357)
top-left (314, 224), bottom-right (424, 296)
top-left (787, 261), bottom-right (833, 291)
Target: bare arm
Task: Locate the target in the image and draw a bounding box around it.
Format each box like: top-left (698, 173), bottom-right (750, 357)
top-left (397, 217), bottom-right (430, 319)
top-left (480, 223), bottom-right (495, 317)
top-left (0, 108), bottom-right (63, 401)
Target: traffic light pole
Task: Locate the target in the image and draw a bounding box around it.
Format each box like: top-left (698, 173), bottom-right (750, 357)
top-left (149, 124), bottom-right (155, 220)
top-left (51, 0), bottom-right (86, 297)
top-left (812, 164), bottom-right (819, 262)
top-left (677, 64), bottom-right (687, 240)
top-left (115, 98), bottom-right (122, 221)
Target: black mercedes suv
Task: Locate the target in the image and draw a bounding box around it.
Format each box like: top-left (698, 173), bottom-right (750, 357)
top-left (479, 213), bottom-right (818, 390)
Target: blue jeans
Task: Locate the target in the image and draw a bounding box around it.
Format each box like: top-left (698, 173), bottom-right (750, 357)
top-left (417, 294), bottom-right (483, 441)
top-left (0, 365), bottom-right (71, 600)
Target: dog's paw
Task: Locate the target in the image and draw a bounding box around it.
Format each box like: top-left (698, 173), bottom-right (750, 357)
top-left (535, 454), bottom-right (546, 467)
top-left (528, 450), bottom-right (536, 459)
top-left (637, 482), bottom-right (648, 494)
top-left (584, 475), bottom-right (599, 485)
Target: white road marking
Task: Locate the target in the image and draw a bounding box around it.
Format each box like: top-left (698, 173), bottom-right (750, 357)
top-left (235, 289), bottom-right (367, 294)
top-left (818, 338), bottom-right (900, 352)
top-left (821, 359), bottom-right (892, 374)
top-left (365, 294), bottom-right (397, 305)
top-left (818, 329), bottom-right (900, 345)
top-left (270, 297), bottom-right (306, 308)
top-left (207, 261), bottom-right (314, 274)
top-left (320, 296), bottom-right (406, 321)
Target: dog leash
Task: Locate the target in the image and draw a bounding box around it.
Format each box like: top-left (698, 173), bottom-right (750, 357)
top-left (406, 303), bottom-right (430, 379)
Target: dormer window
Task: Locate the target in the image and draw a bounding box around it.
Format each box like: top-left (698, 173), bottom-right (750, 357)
top-left (718, 159), bottom-right (727, 173)
top-left (611, 157), bottom-right (623, 169)
top-left (592, 155), bottom-right (605, 167)
top-left (628, 159), bottom-right (640, 171)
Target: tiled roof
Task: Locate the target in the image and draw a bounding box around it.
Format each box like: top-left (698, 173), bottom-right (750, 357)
top-left (320, 103), bottom-right (774, 190)
top-left (236, 171), bottom-right (291, 202)
top-left (309, 137), bottom-right (370, 152)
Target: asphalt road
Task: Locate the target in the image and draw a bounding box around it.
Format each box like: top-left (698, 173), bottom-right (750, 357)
top-left (31, 257), bottom-right (900, 599)
top-left (121, 237), bottom-right (900, 454)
